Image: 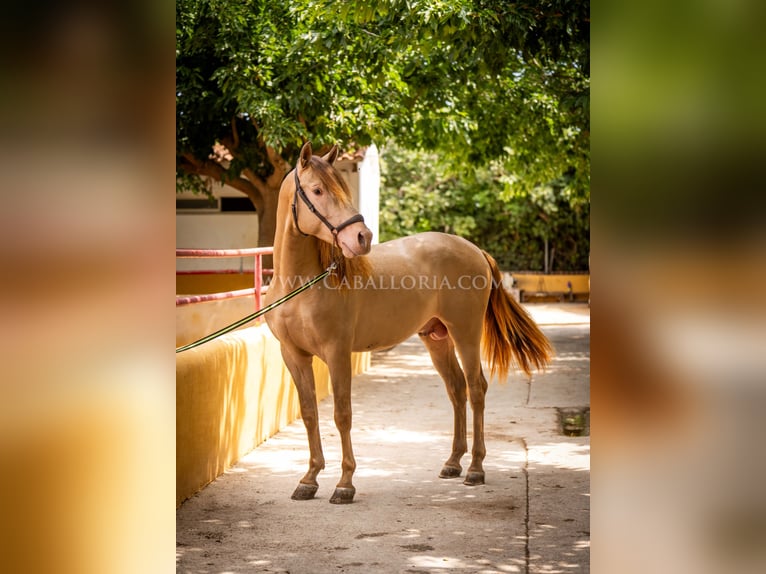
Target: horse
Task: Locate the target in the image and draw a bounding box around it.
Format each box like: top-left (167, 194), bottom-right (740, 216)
top-left (264, 142), bottom-right (552, 504)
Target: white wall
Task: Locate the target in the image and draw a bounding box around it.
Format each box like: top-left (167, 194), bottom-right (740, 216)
top-left (358, 144), bottom-right (380, 245)
top-left (335, 145), bottom-right (380, 245)
top-left (176, 147), bottom-right (380, 273)
top-left (176, 213), bottom-right (260, 271)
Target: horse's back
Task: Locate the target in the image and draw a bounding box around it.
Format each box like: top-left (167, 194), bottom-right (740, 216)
top-left (347, 232), bottom-right (492, 352)
top-left (368, 232), bottom-right (487, 277)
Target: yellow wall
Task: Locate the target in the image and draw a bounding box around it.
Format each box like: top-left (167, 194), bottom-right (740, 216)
top-left (176, 272), bottom-right (254, 295)
top-left (176, 323), bottom-right (370, 506)
top-left (511, 273), bottom-right (590, 294)
top-left (176, 296), bottom-right (260, 348)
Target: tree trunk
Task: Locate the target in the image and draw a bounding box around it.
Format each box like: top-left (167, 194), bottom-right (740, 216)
top-left (257, 184), bottom-right (279, 270)
top-left (179, 143), bottom-right (288, 271)
top-left (241, 145), bottom-right (289, 266)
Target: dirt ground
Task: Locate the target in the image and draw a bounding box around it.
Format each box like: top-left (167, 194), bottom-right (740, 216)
top-left (176, 304), bottom-right (590, 573)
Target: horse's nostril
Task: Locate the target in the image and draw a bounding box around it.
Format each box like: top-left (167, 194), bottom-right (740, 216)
top-left (358, 231), bottom-right (367, 248)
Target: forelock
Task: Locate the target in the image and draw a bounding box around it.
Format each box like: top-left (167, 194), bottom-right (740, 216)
top-left (310, 156), bottom-right (352, 204)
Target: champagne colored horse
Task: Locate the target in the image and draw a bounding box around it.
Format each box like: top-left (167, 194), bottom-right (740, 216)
top-left (264, 142), bottom-right (552, 504)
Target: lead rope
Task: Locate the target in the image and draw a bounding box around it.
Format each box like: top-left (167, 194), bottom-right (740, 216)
top-left (176, 261), bottom-right (337, 353)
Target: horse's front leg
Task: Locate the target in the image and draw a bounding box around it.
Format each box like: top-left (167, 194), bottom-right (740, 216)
top-left (327, 352), bottom-right (356, 504)
top-left (281, 345), bottom-right (325, 500)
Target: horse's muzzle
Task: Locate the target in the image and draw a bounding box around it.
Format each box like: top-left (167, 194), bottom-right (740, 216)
top-left (338, 223), bottom-right (373, 257)
top-left (357, 227), bottom-right (372, 254)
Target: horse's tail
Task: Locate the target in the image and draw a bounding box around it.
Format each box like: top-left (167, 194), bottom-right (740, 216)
top-left (481, 250), bottom-right (553, 381)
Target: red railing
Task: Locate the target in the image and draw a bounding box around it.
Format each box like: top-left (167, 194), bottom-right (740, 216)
top-left (176, 247), bottom-right (273, 311)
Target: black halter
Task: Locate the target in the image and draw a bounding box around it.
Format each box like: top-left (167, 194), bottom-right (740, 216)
top-left (291, 168), bottom-right (365, 238)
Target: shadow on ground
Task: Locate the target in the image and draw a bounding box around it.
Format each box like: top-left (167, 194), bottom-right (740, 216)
top-left (177, 317), bottom-right (590, 574)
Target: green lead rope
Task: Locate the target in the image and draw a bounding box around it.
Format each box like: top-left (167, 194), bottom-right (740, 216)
top-left (176, 263), bottom-right (336, 354)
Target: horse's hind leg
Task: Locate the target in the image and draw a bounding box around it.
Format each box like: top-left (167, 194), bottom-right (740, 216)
top-left (449, 332), bottom-right (488, 486)
top-left (418, 331), bottom-right (468, 479)
top-left (280, 344), bottom-right (325, 500)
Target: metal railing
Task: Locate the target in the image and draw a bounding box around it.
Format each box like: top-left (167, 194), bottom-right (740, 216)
top-left (176, 247), bottom-right (274, 311)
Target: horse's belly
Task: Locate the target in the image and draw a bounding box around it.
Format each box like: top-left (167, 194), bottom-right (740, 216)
top-left (349, 236), bottom-right (490, 351)
top-left (352, 330), bottom-right (414, 352)
top-left (349, 292), bottom-right (435, 352)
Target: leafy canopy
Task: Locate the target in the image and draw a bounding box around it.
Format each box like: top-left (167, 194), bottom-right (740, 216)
top-left (380, 143), bottom-right (589, 271)
top-left (177, 0), bottom-right (588, 174)
top-left (176, 0), bottom-right (589, 263)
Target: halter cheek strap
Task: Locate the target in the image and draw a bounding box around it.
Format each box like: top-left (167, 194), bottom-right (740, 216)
top-left (291, 169), bottom-right (365, 238)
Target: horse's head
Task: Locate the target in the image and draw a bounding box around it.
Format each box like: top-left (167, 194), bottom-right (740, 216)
top-left (291, 142), bottom-right (373, 258)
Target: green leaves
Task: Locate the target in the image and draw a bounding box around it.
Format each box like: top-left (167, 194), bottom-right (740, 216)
top-left (177, 0), bottom-right (588, 256)
top-left (380, 143), bottom-right (589, 271)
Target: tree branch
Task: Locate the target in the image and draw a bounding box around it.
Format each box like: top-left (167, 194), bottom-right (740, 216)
top-left (265, 145), bottom-right (290, 188)
top-left (179, 153), bottom-right (265, 213)
top-left (242, 167), bottom-right (269, 197)
top-left (230, 116), bottom-right (240, 151)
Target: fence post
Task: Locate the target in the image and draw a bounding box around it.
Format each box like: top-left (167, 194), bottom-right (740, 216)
top-left (176, 247), bottom-right (273, 311)
top-left (254, 253), bottom-right (263, 312)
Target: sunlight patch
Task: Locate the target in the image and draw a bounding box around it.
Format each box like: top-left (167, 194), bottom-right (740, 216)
top-left (364, 427), bottom-right (442, 444)
top-left (528, 442), bottom-right (590, 471)
top-left (409, 555), bottom-right (469, 569)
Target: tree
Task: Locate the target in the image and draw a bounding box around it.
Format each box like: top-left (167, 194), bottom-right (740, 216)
top-left (379, 143), bottom-right (589, 271)
top-left (176, 0), bottom-right (589, 247)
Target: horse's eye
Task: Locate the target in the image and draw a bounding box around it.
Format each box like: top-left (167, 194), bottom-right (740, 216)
top-left (312, 188), bottom-right (322, 196)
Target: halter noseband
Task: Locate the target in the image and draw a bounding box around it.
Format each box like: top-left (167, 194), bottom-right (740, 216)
top-left (291, 168), bottom-right (365, 239)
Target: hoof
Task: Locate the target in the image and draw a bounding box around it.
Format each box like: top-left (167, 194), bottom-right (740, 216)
top-left (329, 486), bottom-right (355, 504)
top-left (439, 465), bottom-right (462, 479)
top-left (291, 483), bottom-right (318, 501)
top-left (463, 471), bottom-right (485, 486)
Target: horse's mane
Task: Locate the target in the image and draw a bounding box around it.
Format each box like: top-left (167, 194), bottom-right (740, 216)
top-left (306, 155), bottom-right (372, 288)
top-left (318, 240), bottom-right (372, 288)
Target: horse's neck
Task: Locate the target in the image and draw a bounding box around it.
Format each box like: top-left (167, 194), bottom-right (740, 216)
top-left (272, 206), bottom-right (322, 289)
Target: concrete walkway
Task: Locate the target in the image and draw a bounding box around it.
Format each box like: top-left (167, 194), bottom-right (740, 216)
top-left (176, 303), bottom-right (590, 573)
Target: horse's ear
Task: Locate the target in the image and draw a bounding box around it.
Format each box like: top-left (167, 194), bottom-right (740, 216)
top-left (299, 142), bottom-right (313, 170)
top-left (321, 145), bottom-right (339, 165)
